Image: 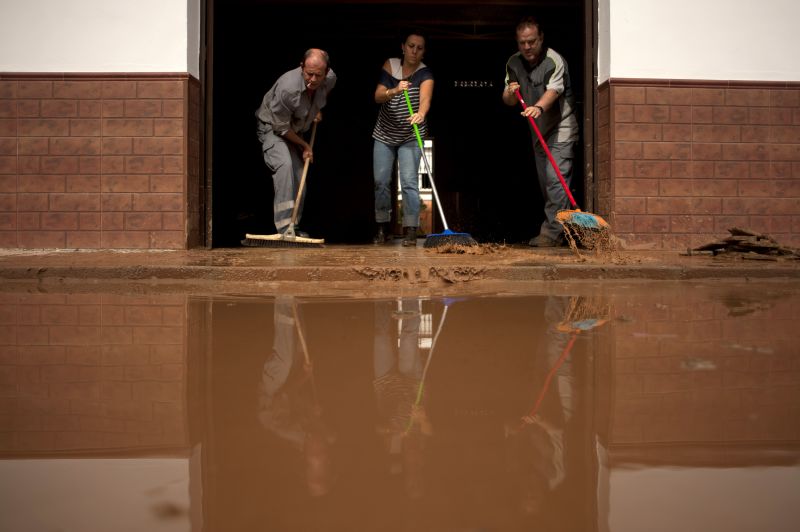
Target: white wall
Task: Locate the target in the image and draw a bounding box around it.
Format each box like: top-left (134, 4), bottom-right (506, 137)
top-left (187, 0), bottom-right (201, 78)
top-left (0, 0), bottom-right (200, 78)
top-left (601, 0), bottom-right (800, 82)
top-left (597, 0), bottom-right (610, 84)
top-left (3, 1), bottom-right (797, 84)
top-left (0, 458), bottom-right (191, 532)
top-left (608, 466), bottom-right (800, 532)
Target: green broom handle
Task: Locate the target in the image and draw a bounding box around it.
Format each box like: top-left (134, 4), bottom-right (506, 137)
top-left (404, 301), bottom-right (449, 435)
top-left (514, 89), bottom-right (578, 209)
top-left (403, 89), bottom-right (450, 231)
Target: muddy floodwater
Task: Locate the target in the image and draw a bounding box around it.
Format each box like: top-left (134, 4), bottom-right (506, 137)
top-left (1, 281), bottom-right (799, 532)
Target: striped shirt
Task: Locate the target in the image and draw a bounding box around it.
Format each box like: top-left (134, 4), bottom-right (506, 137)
top-left (372, 58), bottom-right (433, 146)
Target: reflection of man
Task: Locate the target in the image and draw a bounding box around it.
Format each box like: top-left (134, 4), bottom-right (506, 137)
top-left (372, 298), bottom-right (431, 499)
top-left (505, 296), bottom-right (572, 515)
top-left (258, 296), bottom-right (336, 497)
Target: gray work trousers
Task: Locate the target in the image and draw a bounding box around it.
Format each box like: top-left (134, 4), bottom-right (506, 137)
top-left (257, 121), bottom-right (305, 233)
top-left (533, 140), bottom-right (575, 240)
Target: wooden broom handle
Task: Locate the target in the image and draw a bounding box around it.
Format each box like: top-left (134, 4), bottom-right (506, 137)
top-left (289, 122), bottom-right (318, 226)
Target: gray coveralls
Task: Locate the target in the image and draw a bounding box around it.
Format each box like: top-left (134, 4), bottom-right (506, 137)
top-left (255, 67), bottom-right (336, 233)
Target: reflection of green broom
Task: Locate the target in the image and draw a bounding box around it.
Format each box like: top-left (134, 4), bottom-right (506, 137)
top-left (513, 89), bottom-right (611, 249)
top-left (403, 298), bottom-right (454, 435)
top-left (403, 90), bottom-right (477, 249)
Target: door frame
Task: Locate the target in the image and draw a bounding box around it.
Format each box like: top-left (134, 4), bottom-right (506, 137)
top-left (199, 0), bottom-right (598, 247)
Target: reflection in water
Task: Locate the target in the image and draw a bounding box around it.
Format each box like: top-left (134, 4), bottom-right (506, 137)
top-left (373, 298), bottom-right (433, 501)
top-left (258, 296), bottom-right (337, 498)
top-left (506, 296), bottom-right (609, 518)
top-left (0, 284), bottom-right (798, 531)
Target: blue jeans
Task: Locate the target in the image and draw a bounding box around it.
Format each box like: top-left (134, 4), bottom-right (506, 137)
top-left (373, 299), bottom-right (423, 381)
top-left (373, 139), bottom-right (421, 228)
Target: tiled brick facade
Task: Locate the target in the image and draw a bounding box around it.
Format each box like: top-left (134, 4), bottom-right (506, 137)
top-left (597, 80), bottom-right (800, 251)
top-left (603, 287), bottom-right (800, 454)
top-left (2, 290), bottom-right (796, 458)
top-left (0, 293), bottom-right (187, 453)
top-left (2, 73), bottom-right (797, 251)
top-left (0, 74), bottom-right (202, 249)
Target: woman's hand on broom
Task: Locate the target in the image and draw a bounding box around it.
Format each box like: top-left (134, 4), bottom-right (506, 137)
top-left (396, 81), bottom-right (424, 124)
top-left (407, 111), bottom-right (426, 125)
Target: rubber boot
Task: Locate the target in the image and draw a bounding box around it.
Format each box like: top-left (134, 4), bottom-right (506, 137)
top-left (402, 226), bottom-right (417, 247)
top-left (373, 223), bottom-right (390, 245)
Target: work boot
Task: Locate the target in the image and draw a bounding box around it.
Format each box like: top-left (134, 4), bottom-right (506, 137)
top-left (402, 226), bottom-right (418, 247)
top-left (528, 234), bottom-right (561, 247)
top-left (373, 223), bottom-right (390, 245)
top-left (282, 226), bottom-right (309, 238)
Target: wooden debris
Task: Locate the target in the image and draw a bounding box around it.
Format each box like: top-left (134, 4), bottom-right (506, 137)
top-left (689, 228), bottom-right (798, 260)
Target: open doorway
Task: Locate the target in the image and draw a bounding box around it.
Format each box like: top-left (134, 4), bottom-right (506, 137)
top-left (207, 0), bottom-right (588, 246)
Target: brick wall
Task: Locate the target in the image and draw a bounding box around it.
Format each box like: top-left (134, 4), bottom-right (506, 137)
top-left (597, 80), bottom-right (800, 251)
top-left (596, 84), bottom-right (612, 220)
top-left (0, 74), bottom-right (202, 249)
top-left (605, 287), bottom-right (800, 450)
top-left (0, 293), bottom-right (187, 453)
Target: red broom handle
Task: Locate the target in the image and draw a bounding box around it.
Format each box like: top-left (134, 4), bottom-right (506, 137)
top-left (519, 332), bottom-right (577, 429)
top-left (514, 89), bottom-right (578, 209)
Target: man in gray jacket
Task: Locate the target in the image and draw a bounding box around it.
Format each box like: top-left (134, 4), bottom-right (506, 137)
top-left (256, 49), bottom-right (336, 236)
top-left (502, 18), bottom-right (578, 247)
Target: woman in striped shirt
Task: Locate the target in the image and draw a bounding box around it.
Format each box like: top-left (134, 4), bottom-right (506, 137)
top-left (372, 32), bottom-right (434, 246)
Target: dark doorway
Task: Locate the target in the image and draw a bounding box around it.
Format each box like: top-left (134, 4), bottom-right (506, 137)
top-left (209, 1), bottom-right (586, 246)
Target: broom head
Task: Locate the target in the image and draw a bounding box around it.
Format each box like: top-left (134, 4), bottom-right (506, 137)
top-left (556, 295), bottom-right (611, 334)
top-left (423, 229), bottom-right (478, 249)
top-left (242, 232), bottom-right (324, 248)
top-left (556, 209), bottom-right (614, 251)
top-left (555, 209), bottom-right (609, 230)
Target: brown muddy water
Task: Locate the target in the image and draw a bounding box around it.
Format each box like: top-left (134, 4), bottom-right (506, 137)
top-left (1, 281), bottom-right (799, 532)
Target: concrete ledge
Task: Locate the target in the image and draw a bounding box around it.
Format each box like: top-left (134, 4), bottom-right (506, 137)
top-left (0, 246), bottom-right (797, 295)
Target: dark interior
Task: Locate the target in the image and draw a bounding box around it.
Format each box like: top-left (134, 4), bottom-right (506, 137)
top-left (210, 0), bottom-right (586, 246)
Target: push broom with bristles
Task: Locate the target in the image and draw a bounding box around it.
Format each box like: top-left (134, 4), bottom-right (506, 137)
top-left (514, 89), bottom-right (612, 250)
top-left (403, 90), bottom-right (477, 249)
top-left (242, 122), bottom-right (325, 248)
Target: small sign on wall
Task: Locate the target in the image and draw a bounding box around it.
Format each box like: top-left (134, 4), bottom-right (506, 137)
top-left (452, 80), bottom-right (496, 88)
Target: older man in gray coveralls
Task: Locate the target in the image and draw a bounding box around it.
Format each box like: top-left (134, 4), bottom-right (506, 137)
top-left (255, 49), bottom-right (336, 236)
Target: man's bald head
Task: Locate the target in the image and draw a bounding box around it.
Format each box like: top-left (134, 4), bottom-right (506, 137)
top-left (302, 48), bottom-right (330, 71)
top-left (300, 48), bottom-right (330, 90)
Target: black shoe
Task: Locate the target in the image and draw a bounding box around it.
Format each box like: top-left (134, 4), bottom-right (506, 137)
top-left (372, 223), bottom-right (390, 245)
top-left (283, 227), bottom-right (309, 238)
top-left (402, 226), bottom-right (418, 247)
top-left (528, 234), bottom-right (562, 247)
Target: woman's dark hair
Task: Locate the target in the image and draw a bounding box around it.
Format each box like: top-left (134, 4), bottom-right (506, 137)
top-left (401, 29), bottom-right (427, 43)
